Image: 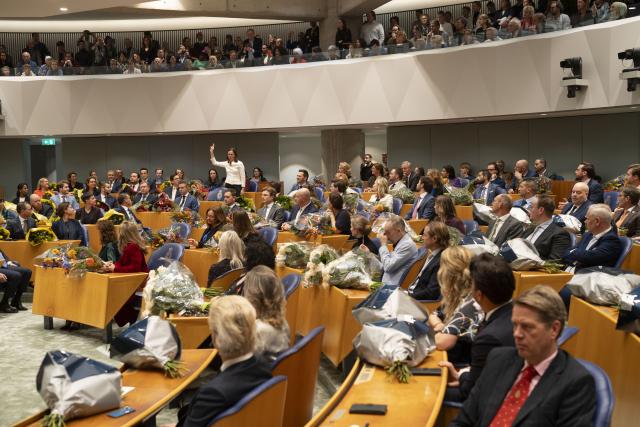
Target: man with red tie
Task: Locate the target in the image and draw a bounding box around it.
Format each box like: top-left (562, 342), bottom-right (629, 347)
top-left (451, 285), bottom-right (596, 426)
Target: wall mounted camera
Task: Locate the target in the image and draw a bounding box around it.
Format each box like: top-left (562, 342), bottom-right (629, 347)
top-left (618, 48), bottom-right (640, 92)
top-left (560, 57), bottom-right (587, 98)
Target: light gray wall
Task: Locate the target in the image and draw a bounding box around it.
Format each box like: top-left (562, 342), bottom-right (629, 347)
top-left (0, 139), bottom-right (28, 199)
top-left (279, 133), bottom-right (323, 193)
top-left (387, 112), bottom-right (640, 181)
top-left (59, 132), bottom-right (280, 184)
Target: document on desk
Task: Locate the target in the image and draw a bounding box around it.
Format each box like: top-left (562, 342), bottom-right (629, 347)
top-left (122, 386), bottom-right (135, 397)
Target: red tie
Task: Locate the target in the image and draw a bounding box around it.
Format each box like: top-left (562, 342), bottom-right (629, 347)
top-left (489, 366), bottom-right (538, 427)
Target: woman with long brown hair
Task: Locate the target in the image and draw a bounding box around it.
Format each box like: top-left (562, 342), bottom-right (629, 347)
top-left (210, 143), bottom-right (246, 196)
top-left (188, 207), bottom-right (227, 248)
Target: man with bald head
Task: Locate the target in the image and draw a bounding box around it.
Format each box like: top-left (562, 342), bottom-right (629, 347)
top-left (486, 194), bottom-right (526, 247)
top-left (514, 159), bottom-right (535, 181)
top-left (560, 182), bottom-right (592, 226)
top-left (281, 187), bottom-right (318, 230)
top-left (29, 194), bottom-right (53, 218)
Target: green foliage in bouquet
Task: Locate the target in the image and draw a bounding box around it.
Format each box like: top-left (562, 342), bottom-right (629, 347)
top-left (0, 227), bottom-right (9, 240)
top-left (343, 193), bottom-right (360, 213)
top-left (201, 287), bottom-right (224, 299)
top-left (386, 360), bottom-right (412, 384)
top-left (390, 187), bottom-right (416, 204)
top-left (99, 210), bottom-right (125, 225)
top-left (604, 175), bottom-right (625, 191)
top-left (277, 243), bottom-right (311, 269)
top-left (42, 412), bottom-right (65, 427)
top-left (163, 360), bottom-right (187, 378)
top-left (445, 184), bottom-right (474, 206)
top-left (369, 281), bottom-right (383, 293)
top-left (26, 227), bottom-right (56, 247)
top-left (236, 194), bottom-right (256, 212)
top-left (275, 195), bottom-right (293, 211)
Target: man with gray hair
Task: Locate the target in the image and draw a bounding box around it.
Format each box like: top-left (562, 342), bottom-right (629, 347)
top-left (368, 214), bottom-right (418, 285)
top-left (563, 203), bottom-right (623, 272)
top-left (281, 187), bottom-right (319, 230)
top-left (453, 285), bottom-right (595, 426)
top-left (401, 161), bottom-right (419, 191)
top-left (486, 194), bottom-right (526, 247)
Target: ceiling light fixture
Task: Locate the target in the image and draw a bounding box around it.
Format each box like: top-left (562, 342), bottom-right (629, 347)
top-left (59, 7), bottom-right (68, 11)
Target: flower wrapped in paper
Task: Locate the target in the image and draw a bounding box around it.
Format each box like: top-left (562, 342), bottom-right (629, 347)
top-left (303, 244), bottom-right (339, 287)
top-left (153, 192), bottom-right (174, 212)
top-left (275, 242), bottom-right (314, 269)
top-left (353, 317), bottom-right (435, 383)
top-left (72, 188), bottom-right (83, 203)
top-left (390, 187), bottom-right (416, 204)
top-left (33, 212), bottom-right (52, 227)
top-left (290, 212), bottom-right (336, 239)
top-left (0, 226), bottom-right (9, 240)
top-left (189, 180), bottom-right (208, 200)
top-left (99, 209), bottom-right (125, 225)
top-left (157, 223), bottom-right (189, 243)
top-left (249, 212), bottom-right (278, 229)
top-left (342, 193), bottom-right (360, 214)
top-left (41, 197), bottom-right (57, 214)
top-left (142, 261), bottom-right (205, 316)
top-left (352, 283), bottom-right (428, 325)
top-left (37, 350), bottom-right (122, 427)
top-left (552, 214), bottom-right (583, 234)
top-left (371, 213), bottom-right (423, 243)
top-left (445, 184), bottom-right (474, 206)
top-left (564, 267), bottom-right (640, 306)
top-left (275, 195), bottom-right (293, 211)
top-left (170, 210), bottom-right (203, 227)
top-left (65, 246), bottom-right (105, 279)
top-left (616, 287), bottom-right (640, 334)
top-left (605, 175), bottom-right (625, 191)
top-left (26, 227), bottom-right (57, 246)
top-left (473, 202), bottom-right (496, 223)
top-left (133, 200), bottom-right (153, 212)
top-left (322, 249), bottom-right (383, 290)
top-left (34, 245), bottom-right (68, 268)
top-left (499, 238), bottom-right (545, 271)
top-left (110, 316), bottom-right (185, 378)
top-left (159, 180), bottom-right (172, 192)
top-left (4, 200), bottom-right (17, 213)
top-left (461, 231), bottom-right (500, 256)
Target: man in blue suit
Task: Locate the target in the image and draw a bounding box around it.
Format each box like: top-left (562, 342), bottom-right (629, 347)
top-left (473, 170), bottom-right (506, 205)
top-left (115, 193), bottom-right (142, 224)
top-left (175, 181), bottom-right (200, 212)
top-left (560, 182), bottom-right (592, 226)
top-left (282, 188), bottom-right (318, 230)
top-left (573, 162), bottom-right (604, 204)
top-left (50, 181), bottom-right (80, 210)
top-left (563, 204), bottom-right (623, 272)
top-left (487, 162), bottom-right (506, 189)
top-left (405, 177), bottom-right (436, 221)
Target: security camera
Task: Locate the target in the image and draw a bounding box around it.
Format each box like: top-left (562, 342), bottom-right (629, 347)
top-left (618, 48), bottom-right (640, 91)
top-left (560, 57), bottom-right (587, 98)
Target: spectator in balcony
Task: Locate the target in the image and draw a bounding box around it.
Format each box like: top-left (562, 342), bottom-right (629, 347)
top-left (1, 66), bottom-right (11, 76)
top-left (245, 28), bottom-right (263, 57)
top-left (290, 48), bottom-right (306, 64)
top-left (474, 14), bottom-right (492, 40)
top-left (140, 36), bottom-right (156, 64)
top-left (360, 10), bottom-right (385, 46)
top-left (123, 60), bottom-right (141, 75)
top-left (104, 58), bottom-right (121, 74)
top-left (607, 2), bottom-right (627, 20)
top-left (346, 39), bottom-right (364, 58)
top-left (166, 55), bottom-right (181, 72)
top-left (192, 32), bottom-right (206, 59)
top-left (0, 51), bottom-right (13, 69)
top-left (506, 18), bottom-right (523, 37)
top-left (451, 17), bottom-right (468, 46)
top-left (61, 52), bottom-right (76, 75)
top-left (591, 0), bottom-right (610, 22)
top-left (222, 34), bottom-right (234, 56)
top-left (36, 56), bottom-right (51, 76)
top-left (428, 20), bottom-right (449, 47)
top-left (415, 14), bottom-right (431, 36)
top-left (27, 33), bottom-right (50, 65)
top-left (273, 47), bottom-right (288, 65)
top-left (90, 37), bottom-right (107, 67)
top-left (429, 34), bottom-right (445, 50)
top-left (20, 64), bottom-right (35, 77)
top-left (305, 22), bottom-right (320, 53)
top-left (55, 41), bottom-right (66, 62)
top-left (327, 45), bottom-right (340, 60)
top-left (497, 0), bottom-right (514, 24)
top-left (335, 17), bottom-right (352, 51)
top-left (192, 51), bottom-right (208, 69)
top-left (519, 6), bottom-right (536, 33)
top-left (470, 2), bottom-right (482, 28)
top-left (438, 11), bottom-right (454, 42)
top-left (367, 39), bottom-right (385, 56)
top-left (486, 1), bottom-right (499, 25)
top-left (546, 0), bottom-right (571, 31)
top-left (104, 36), bottom-right (117, 62)
top-left (18, 51), bottom-right (37, 70)
top-left (572, 0), bottom-right (595, 27)
top-left (385, 24), bottom-right (400, 45)
top-left (284, 32), bottom-right (298, 51)
top-left (46, 59), bottom-right (63, 76)
top-left (410, 26), bottom-right (427, 50)
top-left (461, 29), bottom-right (480, 45)
top-left (310, 46), bottom-right (326, 62)
top-left (205, 55), bottom-right (222, 70)
top-left (258, 45), bottom-right (272, 65)
top-left (75, 40), bottom-right (92, 67)
top-left (533, 12), bottom-right (549, 32)
top-left (411, 9), bottom-right (425, 31)
top-left (122, 38), bottom-right (134, 59)
top-left (389, 31), bottom-right (411, 54)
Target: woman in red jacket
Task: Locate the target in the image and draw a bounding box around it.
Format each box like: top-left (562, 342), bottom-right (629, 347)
top-left (104, 221), bottom-right (149, 326)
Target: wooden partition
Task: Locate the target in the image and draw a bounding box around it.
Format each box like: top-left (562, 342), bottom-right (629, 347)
top-left (621, 244), bottom-right (640, 274)
top-left (323, 287), bottom-right (369, 366)
top-left (0, 240), bottom-right (79, 276)
top-left (454, 205), bottom-right (473, 220)
top-left (551, 180), bottom-right (576, 205)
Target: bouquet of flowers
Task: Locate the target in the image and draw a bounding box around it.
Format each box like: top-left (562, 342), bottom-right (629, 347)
top-left (390, 187), bottom-right (416, 204)
top-left (26, 227), bottom-right (57, 246)
top-left (110, 316), bottom-right (185, 378)
top-left (153, 192), bottom-right (174, 212)
top-left (303, 244), bottom-right (339, 287)
top-left (159, 180), bottom-right (172, 192)
top-left (290, 213), bottom-right (336, 239)
top-left (0, 227), bottom-right (9, 240)
top-left (65, 246), bottom-right (105, 279)
top-left (142, 261), bottom-right (205, 316)
top-left (72, 188), bottom-right (83, 203)
top-left (533, 176), bottom-right (552, 194)
top-left (35, 246), bottom-right (67, 268)
top-left (448, 226), bottom-right (464, 246)
top-left (275, 195), bottom-right (293, 211)
top-left (236, 194), bottom-right (256, 212)
top-left (37, 351), bottom-right (122, 427)
top-left (248, 212), bottom-right (278, 229)
top-left (605, 175), bottom-right (625, 191)
top-left (43, 190), bottom-right (55, 200)
top-left (99, 209), bottom-right (125, 225)
top-left (170, 210), bottom-right (203, 227)
top-left (157, 223), bottom-right (188, 244)
top-left (41, 197), bottom-right (57, 213)
top-left (147, 232), bottom-right (167, 248)
top-left (275, 242), bottom-right (314, 269)
top-left (322, 249), bottom-right (383, 290)
top-left (343, 193), bottom-right (360, 214)
top-left (133, 200), bottom-right (153, 212)
top-left (444, 183), bottom-right (474, 206)
top-left (189, 180), bottom-right (208, 200)
top-left (371, 213), bottom-right (422, 243)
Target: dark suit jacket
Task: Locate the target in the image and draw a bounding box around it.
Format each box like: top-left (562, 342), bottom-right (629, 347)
top-left (523, 222), bottom-right (571, 260)
top-left (97, 194), bottom-right (118, 209)
top-left (473, 183), bottom-right (505, 205)
top-left (404, 194), bottom-right (436, 220)
top-left (561, 201), bottom-right (592, 225)
top-left (452, 348), bottom-right (595, 427)
top-left (115, 206), bottom-right (142, 224)
top-left (486, 215), bottom-right (525, 248)
top-left (586, 179), bottom-right (604, 204)
top-left (110, 178), bottom-right (123, 193)
top-left (458, 303), bottom-right (515, 400)
top-left (613, 206), bottom-right (640, 238)
top-left (404, 173), bottom-right (420, 191)
top-left (133, 192), bottom-right (158, 205)
top-left (334, 208), bottom-right (351, 235)
top-left (289, 203), bottom-right (319, 222)
top-left (408, 250), bottom-right (442, 301)
top-left (51, 219), bottom-right (87, 246)
top-left (6, 217), bottom-right (36, 240)
top-left (36, 203), bottom-right (54, 218)
top-left (563, 228), bottom-right (623, 271)
top-left (257, 204), bottom-right (286, 229)
top-left (175, 193), bottom-right (200, 211)
top-left (176, 356), bottom-right (272, 427)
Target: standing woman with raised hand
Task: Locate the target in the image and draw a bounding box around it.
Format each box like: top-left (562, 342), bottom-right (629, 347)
top-left (210, 143), bottom-right (246, 196)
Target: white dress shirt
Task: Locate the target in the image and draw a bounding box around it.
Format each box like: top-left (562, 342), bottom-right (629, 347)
top-left (527, 219), bottom-right (553, 244)
top-left (211, 158), bottom-right (246, 188)
top-left (263, 202), bottom-right (274, 219)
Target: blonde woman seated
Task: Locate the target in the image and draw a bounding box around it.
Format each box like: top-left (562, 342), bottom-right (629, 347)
top-left (369, 177), bottom-right (393, 212)
top-left (243, 265), bottom-right (290, 360)
top-left (207, 230), bottom-right (245, 287)
top-left (427, 246), bottom-right (482, 364)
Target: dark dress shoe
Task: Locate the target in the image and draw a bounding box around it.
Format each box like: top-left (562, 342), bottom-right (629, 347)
top-left (11, 302), bottom-right (27, 311)
top-left (0, 304), bottom-right (18, 313)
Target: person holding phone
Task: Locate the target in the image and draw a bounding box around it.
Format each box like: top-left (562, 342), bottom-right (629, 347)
top-left (210, 143), bottom-right (246, 196)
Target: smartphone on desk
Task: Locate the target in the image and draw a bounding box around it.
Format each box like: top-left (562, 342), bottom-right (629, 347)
top-left (107, 406), bottom-right (136, 418)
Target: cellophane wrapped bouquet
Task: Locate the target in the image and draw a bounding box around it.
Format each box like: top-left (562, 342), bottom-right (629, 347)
top-left (303, 244), bottom-right (339, 287)
top-left (34, 244), bottom-right (104, 278)
top-left (276, 242), bottom-right (314, 269)
top-left (142, 261), bottom-right (206, 317)
top-left (322, 248), bottom-right (383, 290)
top-left (371, 213), bottom-right (423, 243)
top-left (290, 212), bottom-right (336, 239)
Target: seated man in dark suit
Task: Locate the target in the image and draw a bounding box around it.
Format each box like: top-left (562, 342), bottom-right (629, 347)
top-left (132, 181), bottom-right (158, 205)
top-left (563, 203), bottom-right (623, 272)
top-left (439, 253), bottom-right (515, 402)
top-left (97, 182), bottom-right (118, 209)
top-left (512, 179), bottom-right (537, 210)
top-left (613, 187), bottom-right (640, 239)
top-left (223, 190), bottom-right (244, 216)
top-left (29, 194), bottom-right (53, 218)
top-left (533, 157), bottom-right (558, 180)
top-left (6, 202), bottom-right (36, 240)
top-left (452, 285), bottom-right (595, 426)
top-left (523, 195), bottom-right (571, 260)
top-left (487, 162), bottom-right (506, 189)
top-left (405, 177), bottom-right (436, 221)
top-left (408, 222), bottom-right (449, 300)
top-left (559, 182), bottom-right (592, 227)
top-left (472, 170), bottom-right (506, 205)
top-left (0, 248), bottom-right (32, 312)
top-left (485, 194), bottom-right (526, 247)
top-left (175, 181), bottom-right (200, 212)
top-left (401, 161), bottom-right (420, 191)
top-left (164, 173), bottom-right (181, 201)
top-left (176, 296), bottom-right (272, 427)
top-left (573, 161), bottom-right (604, 204)
top-left (281, 188), bottom-right (319, 230)
top-left (114, 194), bottom-right (141, 224)
top-left (510, 159), bottom-right (536, 192)
top-left (257, 186), bottom-right (285, 229)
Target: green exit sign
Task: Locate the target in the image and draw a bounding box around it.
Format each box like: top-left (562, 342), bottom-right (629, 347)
top-left (41, 138), bottom-right (56, 146)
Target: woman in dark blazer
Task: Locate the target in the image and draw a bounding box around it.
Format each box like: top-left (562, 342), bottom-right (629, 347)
top-left (76, 193), bottom-right (104, 224)
top-left (328, 193), bottom-right (351, 236)
top-left (188, 207), bottom-right (227, 248)
top-left (52, 202), bottom-right (87, 246)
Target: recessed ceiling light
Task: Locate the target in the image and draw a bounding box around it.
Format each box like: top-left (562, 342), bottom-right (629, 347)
top-left (540, 113), bottom-right (548, 116)
top-left (59, 7), bottom-right (68, 11)
top-left (631, 106), bottom-right (638, 109)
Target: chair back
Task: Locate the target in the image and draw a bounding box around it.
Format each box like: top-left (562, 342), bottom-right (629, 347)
top-left (258, 227), bottom-right (278, 246)
top-left (392, 197), bottom-right (403, 215)
top-left (614, 236), bottom-right (632, 268)
top-left (283, 210), bottom-right (291, 222)
top-left (248, 181), bottom-right (259, 192)
top-left (282, 273), bottom-right (301, 345)
top-left (603, 191), bottom-right (619, 212)
top-left (313, 187), bottom-right (324, 201)
top-left (210, 267), bottom-right (246, 292)
top-left (272, 327), bottom-right (325, 427)
top-left (557, 326), bottom-right (579, 347)
top-left (319, 234), bottom-right (350, 251)
top-left (282, 273), bottom-right (301, 298)
top-left (352, 187), bottom-right (363, 194)
top-left (462, 220), bottom-right (479, 235)
top-left (568, 232), bottom-right (577, 248)
top-left (408, 219), bottom-right (428, 235)
top-left (173, 222), bottom-right (192, 240)
top-left (399, 246), bottom-right (427, 289)
top-left (209, 376), bottom-right (287, 427)
top-left (206, 187), bottom-right (227, 201)
top-left (148, 243), bottom-right (185, 270)
top-left (80, 223), bottom-right (89, 246)
top-left (576, 358), bottom-right (614, 427)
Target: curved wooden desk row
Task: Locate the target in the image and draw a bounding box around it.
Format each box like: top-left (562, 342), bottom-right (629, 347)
top-left (0, 240), bottom-right (80, 281)
top-left (564, 297), bottom-right (640, 427)
top-left (14, 349), bottom-right (216, 427)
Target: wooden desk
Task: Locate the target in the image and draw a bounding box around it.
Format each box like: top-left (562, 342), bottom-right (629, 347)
top-left (17, 349), bottom-right (216, 427)
top-left (315, 351), bottom-right (447, 427)
top-left (137, 212), bottom-right (173, 231)
top-left (621, 243), bottom-right (640, 275)
top-left (32, 267), bottom-right (148, 341)
top-left (198, 200), bottom-right (224, 219)
top-left (0, 240), bottom-right (80, 280)
top-left (277, 232), bottom-right (349, 251)
top-left (182, 248), bottom-right (218, 287)
top-left (323, 287), bottom-right (369, 366)
top-left (454, 205), bottom-right (473, 220)
top-left (513, 271), bottom-right (573, 297)
top-left (296, 285), bottom-right (330, 336)
top-left (565, 297), bottom-right (640, 427)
